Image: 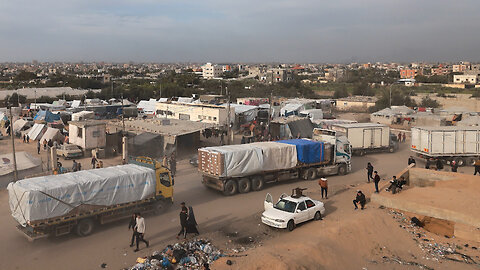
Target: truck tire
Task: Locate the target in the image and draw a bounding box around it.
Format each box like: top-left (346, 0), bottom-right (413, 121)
top-left (238, 178), bottom-right (251, 193)
top-left (76, 218), bottom-right (95, 237)
top-left (304, 168), bottom-right (317, 180)
top-left (454, 157), bottom-right (465, 167)
top-left (223, 180), bottom-right (238, 196)
top-left (467, 157), bottom-right (476, 166)
top-left (251, 176), bottom-right (264, 191)
top-left (388, 146), bottom-right (395, 153)
top-left (338, 165), bottom-right (347, 175)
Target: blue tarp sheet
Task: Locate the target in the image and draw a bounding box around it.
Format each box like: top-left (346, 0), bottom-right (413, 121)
top-left (277, 139), bottom-right (324, 164)
top-left (33, 110), bottom-right (61, 122)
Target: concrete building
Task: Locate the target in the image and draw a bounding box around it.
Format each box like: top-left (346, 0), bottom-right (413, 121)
top-left (202, 63), bottom-right (223, 79)
top-left (335, 96), bottom-right (378, 111)
top-left (400, 69), bottom-right (422, 79)
top-left (266, 68), bottom-right (293, 83)
top-left (155, 102), bottom-right (234, 126)
top-left (68, 120), bottom-right (107, 151)
top-left (453, 64), bottom-right (468, 73)
top-left (453, 74), bottom-right (479, 84)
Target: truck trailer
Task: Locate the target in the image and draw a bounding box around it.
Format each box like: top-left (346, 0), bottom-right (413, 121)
top-left (7, 156), bottom-right (173, 241)
top-left (199, 138), bottom-right (351, 196)
top-left (331, 123), bottom-right (398, 156)
top-left (411, 126), bottom-right (480, 166)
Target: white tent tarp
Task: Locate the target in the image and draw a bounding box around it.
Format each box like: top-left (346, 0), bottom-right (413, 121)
top-left (249, 142), bottom-right (297, 171)
top-left (13, 119), bottom-right (28, 133)
top-left (71, 100), bottom-right (81, 108)
top-left (72, 111), bottom-right (95, 121)
top-left (0, 152), bottom-right (42, 188)
top-left (7, 164), bottom-right (156, 226)
top-left (27, 123), bottom-right (46, 140)
top-left (40, 127), bottom-right (64, 143)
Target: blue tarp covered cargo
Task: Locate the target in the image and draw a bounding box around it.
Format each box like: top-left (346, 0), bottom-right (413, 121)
top-left (277, 139), bottom-right (324, 164)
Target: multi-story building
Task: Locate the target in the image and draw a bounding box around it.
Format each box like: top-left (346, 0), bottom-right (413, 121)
top-left (400, 69), bottom-right (422, 79)
top-left (453, 74), bottom-right (479, 84)
top-left (202, 63), bottom-right (223, 79)
top-left (265, 68), bottom-right (293, 83)
top-left (155, 102), bottom-right (234, 126)
top-left (431, 65), bottom-right (449, 76)
top-left (453, 64), bottom-right (468, 73)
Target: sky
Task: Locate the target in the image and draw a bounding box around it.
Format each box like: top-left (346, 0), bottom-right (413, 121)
top-left (0, 0), bottom-right (479, 63)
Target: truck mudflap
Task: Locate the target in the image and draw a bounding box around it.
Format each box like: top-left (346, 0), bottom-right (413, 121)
top-left (201, 176), bottom-right (225, 192)
top-left (16, 225), bottom-right (49, 242)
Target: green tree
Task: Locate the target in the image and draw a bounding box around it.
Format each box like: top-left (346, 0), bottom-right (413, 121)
top-left (419, 97), bottom-right (440, 108)
top-left (3, 93), bottom-right (27, 107)
top-left (14, 70), bottom-right (37, 81)
top-left (333, 86), bottom-right (349, 99)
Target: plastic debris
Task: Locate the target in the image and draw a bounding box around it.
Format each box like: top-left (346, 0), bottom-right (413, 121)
top-left (126, 238), bottom-right (224, 270)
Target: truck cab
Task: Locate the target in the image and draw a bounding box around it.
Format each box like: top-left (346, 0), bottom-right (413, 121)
top-left (312, 128), bottom-right (352, 174)
top-left (129, 156), bottom-right (174, 200)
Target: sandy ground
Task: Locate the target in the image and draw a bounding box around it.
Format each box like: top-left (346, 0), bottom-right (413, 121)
top-left (0, 134), bottom-right (478, 269)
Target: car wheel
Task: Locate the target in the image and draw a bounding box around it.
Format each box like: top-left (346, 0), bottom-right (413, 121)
top-left (237, 178), bottom-right (251, 193)
top-left (251, 176), bottom-right (264, 191)
top-left (287, 220), bottom-right (295, 231)
top-left (223, 180), bottom-right (238, 196)
top-left (314, 211), bottom-right (322, 221)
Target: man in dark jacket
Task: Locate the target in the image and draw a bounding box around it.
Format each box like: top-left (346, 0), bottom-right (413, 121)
top-left (436, 159), bottom-right (444, 171)
top-left (177, 203), bottom-right (188, 239)
top-left (366, 162), bottom-right (374, 183)
top-left (451, 161), bottom-right (458, 172)
top-left (353, 190), bottom-right (366, 210)
top-left (373, 171), bottom-right (381, 193)
top-left (408, 156), bottom-right (416, 166)
top-left (128, 213), bottom-right (137, 247)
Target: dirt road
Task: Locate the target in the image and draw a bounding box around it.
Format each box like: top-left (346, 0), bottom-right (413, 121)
top-left (0, 140), bottom-right (475, 269)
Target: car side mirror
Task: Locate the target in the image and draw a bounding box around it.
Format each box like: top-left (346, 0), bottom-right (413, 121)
top-left (296, 209), bottom-right (301, 213)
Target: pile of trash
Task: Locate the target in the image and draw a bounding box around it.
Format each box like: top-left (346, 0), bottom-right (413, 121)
top-left (127, 239), bottom-right (224, 270)
top-left (388, 210), bottom-right (479, 265)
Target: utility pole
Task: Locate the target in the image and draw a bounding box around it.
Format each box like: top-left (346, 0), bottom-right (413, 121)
top-left (389, 85), bottom-right (392, 108)
top-left (226, 86), bottom-right (231, 145)
top-left (34, 89), bottom-right (37, 112)
top-left (268, 91), bottom-right (273, 133)
top-left (8, 100), bottom-right (18, 182)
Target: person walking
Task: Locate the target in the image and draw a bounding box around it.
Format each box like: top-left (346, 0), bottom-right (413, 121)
top-left (185, 206), bottom-right (200, 236)
top-left (22, 134), bottom-right (26, 143)
top-left (436, 158), bottom-right (444, 171)
top-left (373, 171), bottom-right (381, 193)
top-left (134, 213), bottom-right (149, 252)
top-left (318, 177), bottom-right (328, 199)
top-left (43, 139), bottom-right (47, 150)
top-left (128, 213), bottom-right (137, 247)
top-left (451, 160), bottom-right (458, 172)
top-left (474, 158), bottom-right (480, 175)
top-left (353, 190), bottom-right (366, 210)
top-left (366, 162), bottom-right (374, 183)
top-left (26, 135), bottom-right (29, 143)
top-left (408, 156), bottom-right (416, 166)
top-left (91, 155), bottom-right (97, 169)
top-left (37, 140), bottom-right (41, 154)
top-left (402, 132), bottom-right (406, 142)
top-left (397, 132), bottom-right (402, 142)
top-left (177, 203), bottom-right (188, 239)
top-left (425, 158), bottom-right (431, 169)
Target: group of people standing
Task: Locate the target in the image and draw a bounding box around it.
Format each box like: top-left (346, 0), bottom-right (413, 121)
top-left (397, 132), bottom-right (406, 142)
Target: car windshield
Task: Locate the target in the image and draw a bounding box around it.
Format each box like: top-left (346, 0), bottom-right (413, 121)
top-left (274, 199), bottom-right (297, 213)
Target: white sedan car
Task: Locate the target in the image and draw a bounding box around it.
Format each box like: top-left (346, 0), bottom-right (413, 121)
top-left (262, 193), bottom-right (325, 231)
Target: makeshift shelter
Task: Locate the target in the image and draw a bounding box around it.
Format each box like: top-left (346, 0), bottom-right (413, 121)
top-left (71, 100), bottom-right (81, 108)
top-left (270, 117), bottom-right (315, 139)
top-left (27, 123), bottom-right (46, 140)
top-left (33, 110), bottom-right (61, 123)
top-left (137, 99), bottom-right (158, 115)
top-left (40, 127), bottom-right (64, 144)
top-left (13, 119), bottom-right (29, 133)
top-left (128, 132), bottom-right (163, 159)
top-left (225, 104), bottom-right (259, 124)
top-left (0, 152), bottom-right (42, 188)
top-left (72, 111), bottom-right (95, 121)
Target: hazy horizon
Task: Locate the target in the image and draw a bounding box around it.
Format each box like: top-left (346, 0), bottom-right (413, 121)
top-left (1, 0), bottom-right (479, 63)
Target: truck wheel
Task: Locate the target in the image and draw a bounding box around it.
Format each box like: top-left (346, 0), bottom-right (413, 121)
top-left (454, 157), bottom-right (465, 167)
top-left (238, 178), bottom-right (251, 193)
top-left (388, 146), bottom-right (395, 153)
top-left (76, 218), bottom-right (95, 237)
top-left (338, 165), bottom-right (347, 175)
top-left (304, 168), bottom-right (317, 180)
top-left (467, 157), bottom-right (476, 166)
top-left (251, 176), bottom-right (264, 191)
top-left (223, 180), bottom-right (238, 196)
top-left (287, 220), bottom-right (295, 231)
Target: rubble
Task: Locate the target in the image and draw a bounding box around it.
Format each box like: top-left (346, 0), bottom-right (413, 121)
top-left (125, 239), bottom-right (226, 270)
top-left (388, 210), bottom-right (480, 266)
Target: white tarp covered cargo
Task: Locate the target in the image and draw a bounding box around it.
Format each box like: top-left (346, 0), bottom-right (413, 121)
top-left (27, 123), bottom-right (46, 140)
top-left (249, 142), bottom-right (297, 171)
top-left (7, 164), bottom-right (156, 226)
top-left (201, 145), bottom-right (264, 177)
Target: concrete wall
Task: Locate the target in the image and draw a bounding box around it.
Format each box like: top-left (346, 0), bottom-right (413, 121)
top-left (155, 103), bottom-right (234, 126)
top-left (69, 124), bottom-right (106, 150)
top-left (412, 93), bottom-right (480, 112)
top-left (409, 168), bottom-right (456, 187)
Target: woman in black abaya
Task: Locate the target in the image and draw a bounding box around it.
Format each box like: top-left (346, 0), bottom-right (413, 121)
top-left (186, 206), bottom-right (199, 236)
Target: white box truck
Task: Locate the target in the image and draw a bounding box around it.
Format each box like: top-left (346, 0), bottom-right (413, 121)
top-left (331, 123), bottom-right (398, 156)
top-left (411, 126), bottom-right (480, 166)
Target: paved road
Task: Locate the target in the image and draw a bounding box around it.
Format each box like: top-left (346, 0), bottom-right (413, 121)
top-left (0, 142), bottom-right (472, 269)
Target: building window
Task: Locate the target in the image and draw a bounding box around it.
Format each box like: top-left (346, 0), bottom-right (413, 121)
top-left (78, 127), bottom-right (83, 138)
top-left (92, 130), bottom-right (100, 137)
top-left (208, 116), bottom-right (212, 120)
top-left (198, 115), bottom-right (202, 119)
top-left (213, 117), bottom-right (217, 121)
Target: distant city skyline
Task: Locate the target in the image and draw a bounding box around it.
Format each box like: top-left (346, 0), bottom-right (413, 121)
top-left (1, 0), bottom-right (479, 63)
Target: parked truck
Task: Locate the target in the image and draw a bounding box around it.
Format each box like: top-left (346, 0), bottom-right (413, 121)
top-left (7, 156), bottom-right (173, 241)
top-left (331, 123), bottom-right (398, 156)
top-left (411, 126), bottom-right (480, 166)
top-left (199, 138), bottom-right (351, 196)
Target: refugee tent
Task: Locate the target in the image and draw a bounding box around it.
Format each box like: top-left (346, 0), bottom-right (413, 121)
top-left (176, 97), bottom-right (194, 103)
top-left (13, 119), bottom-right (29, 133)
top-left (72, 111), bottom-right (95, 121)
top-left (33, 110), bottom-right (61, 123)
top-left (137, 99), bottom-right (158, 115)
top-left (39, 127), bottom-right (64, 144)
top-left (225, 104), bottom-right (259, 123)
top-left (27, 123), bottom-right (46, 140)
top-left (0, 152), bottom-right (42, 188)
top-left (280, 103), bottom-right (304, 117)
top-left (71, 100), bottom-right (81, 108)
